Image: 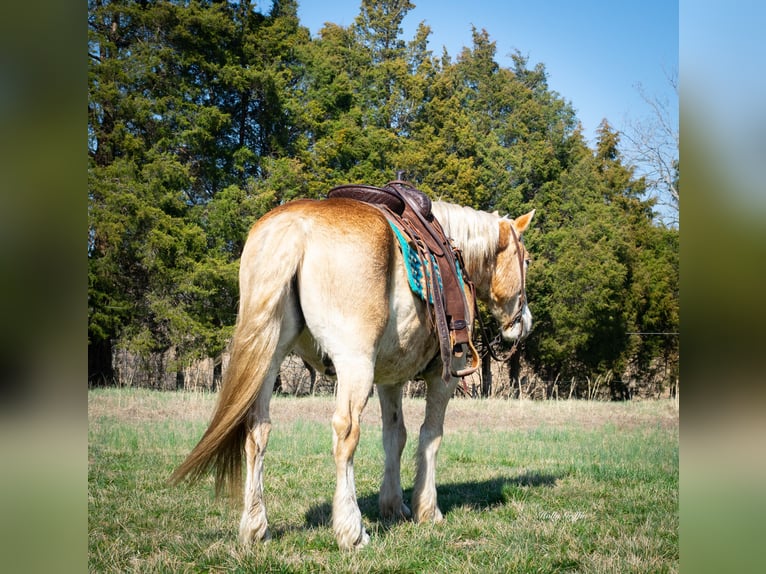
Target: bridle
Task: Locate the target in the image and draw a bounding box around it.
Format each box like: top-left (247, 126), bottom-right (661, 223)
top-left (476, 218), bottom-right (528, 362)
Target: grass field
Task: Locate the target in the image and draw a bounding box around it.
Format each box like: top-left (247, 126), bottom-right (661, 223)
top-left (88, 388), bottom-right (678, 573)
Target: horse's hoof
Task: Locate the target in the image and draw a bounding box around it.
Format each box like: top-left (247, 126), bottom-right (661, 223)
top-left (413, 505), bottom-right (443, 524)
top-left (380, 502), bottom-right (412, 521)
top-left (239, 528), bottom-right (271, 546)
top-left (238, 516), bottom-right (271, 546)
top-left (337, 525), bottom-right (370, 550)
top-left (354, 529), bottom-right (370, 549)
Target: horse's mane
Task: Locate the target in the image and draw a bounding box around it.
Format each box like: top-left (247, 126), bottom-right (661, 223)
top-left (431, 201), bottom-right (501, 268)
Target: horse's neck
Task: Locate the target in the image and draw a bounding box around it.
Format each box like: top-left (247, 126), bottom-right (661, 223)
top-left (431, 201), bottom-right (498, 296)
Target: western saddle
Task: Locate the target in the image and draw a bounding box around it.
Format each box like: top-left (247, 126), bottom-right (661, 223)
top-left (328, 180), bottom-right (480, 381)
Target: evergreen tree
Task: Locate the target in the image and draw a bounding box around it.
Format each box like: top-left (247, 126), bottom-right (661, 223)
top-left (523, 119), bottom-right (677, 394)
top-left (88, 0), bottom-right (310, 381)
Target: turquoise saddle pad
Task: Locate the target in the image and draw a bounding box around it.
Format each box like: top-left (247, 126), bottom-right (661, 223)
top-left (388, 222), bottom-right (463, 303)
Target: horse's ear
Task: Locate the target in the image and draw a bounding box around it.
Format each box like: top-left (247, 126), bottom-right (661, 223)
top-left (513, 209), bottom-right (535, 234)
top-left (499, 209), bottom-right (535, 249)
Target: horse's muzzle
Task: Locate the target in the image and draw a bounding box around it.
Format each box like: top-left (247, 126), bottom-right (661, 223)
top-left (502, 304), bottom-right (532, 341)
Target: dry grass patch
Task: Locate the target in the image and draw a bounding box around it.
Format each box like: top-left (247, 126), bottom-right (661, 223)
top-left (89, 387), bottom-right (678, 433)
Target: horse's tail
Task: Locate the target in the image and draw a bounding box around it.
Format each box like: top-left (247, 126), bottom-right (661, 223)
top-left (169, 207), bottom-right (304, 496)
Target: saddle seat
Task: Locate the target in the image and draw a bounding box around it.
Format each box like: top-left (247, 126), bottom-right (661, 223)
top-left (328, 181), bottom-right (433, 221)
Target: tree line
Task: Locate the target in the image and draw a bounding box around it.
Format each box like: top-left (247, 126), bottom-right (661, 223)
top-left (88, 0), bottom-right (679, 397)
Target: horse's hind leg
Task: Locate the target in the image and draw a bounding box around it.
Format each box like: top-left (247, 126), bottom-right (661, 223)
top-left (239, 391), bottom-right (273, 545)
top-left (331, 358), bottom-right (375, 550)
top-left (378, 384), bottom-right (411, 520)
top-left (239, 305), bottom-right (301, 545)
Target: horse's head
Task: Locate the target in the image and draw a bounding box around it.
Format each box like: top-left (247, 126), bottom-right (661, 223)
top-left (490, 210), bottom-right (535, 341)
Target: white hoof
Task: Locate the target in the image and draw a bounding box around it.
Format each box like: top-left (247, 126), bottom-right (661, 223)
top-left (238, 513), bottom-right (271, 546)
top-left (355, 529), bottom-right (370, 549)
top-left (335, 521), bottom-right (370, 550)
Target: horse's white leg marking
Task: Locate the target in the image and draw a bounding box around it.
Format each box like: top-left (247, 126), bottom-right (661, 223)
top-left (238, 300), bottom-right (301, 546)
top-left (377, 384), bottom-right (411, 520)
top-left (239, 399), bottom-right (272, 544)
top-left (238, 360), bottom-right (279, 545)
top-left (331, 358), bottom-right (375, 550)
top-left (412, 372), bottom-right (458, 523)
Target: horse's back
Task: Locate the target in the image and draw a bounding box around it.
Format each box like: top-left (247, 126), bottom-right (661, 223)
top-left (256, 198), bottom-right (394, 274)
top-left (249, 197), bottom-right (390, 241)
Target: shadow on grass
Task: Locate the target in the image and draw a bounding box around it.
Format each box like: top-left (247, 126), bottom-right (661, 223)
top-left (304, 471), bottom-right (559, 530)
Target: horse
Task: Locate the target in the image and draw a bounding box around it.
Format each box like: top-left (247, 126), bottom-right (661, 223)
top-left (170, 196), bottom-right (535, 550)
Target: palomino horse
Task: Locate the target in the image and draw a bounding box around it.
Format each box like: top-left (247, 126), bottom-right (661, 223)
top-left (171, 197), bottom-right (534, 550)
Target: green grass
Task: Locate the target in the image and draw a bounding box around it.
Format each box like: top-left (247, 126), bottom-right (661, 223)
top-left (89, 388), bottom-right (678, 573)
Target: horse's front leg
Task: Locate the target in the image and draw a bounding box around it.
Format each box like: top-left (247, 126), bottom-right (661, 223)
top-left (377, 383), bottom-right (411, 521)
top-left (412, 372), bottom-right (458, 523)
top-left (331, 360), bottom-right (374, 549)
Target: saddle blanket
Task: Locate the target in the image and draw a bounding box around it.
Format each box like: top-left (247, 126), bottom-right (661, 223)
top-left (388, 222), bottom-right (463, 304)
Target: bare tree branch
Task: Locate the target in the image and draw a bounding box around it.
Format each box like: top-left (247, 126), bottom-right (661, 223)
top-left (621, 68), bottom-right (679, 227)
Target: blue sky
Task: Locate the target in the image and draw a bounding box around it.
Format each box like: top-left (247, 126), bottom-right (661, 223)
top-left (294, 0), bottom-right (678, 145)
